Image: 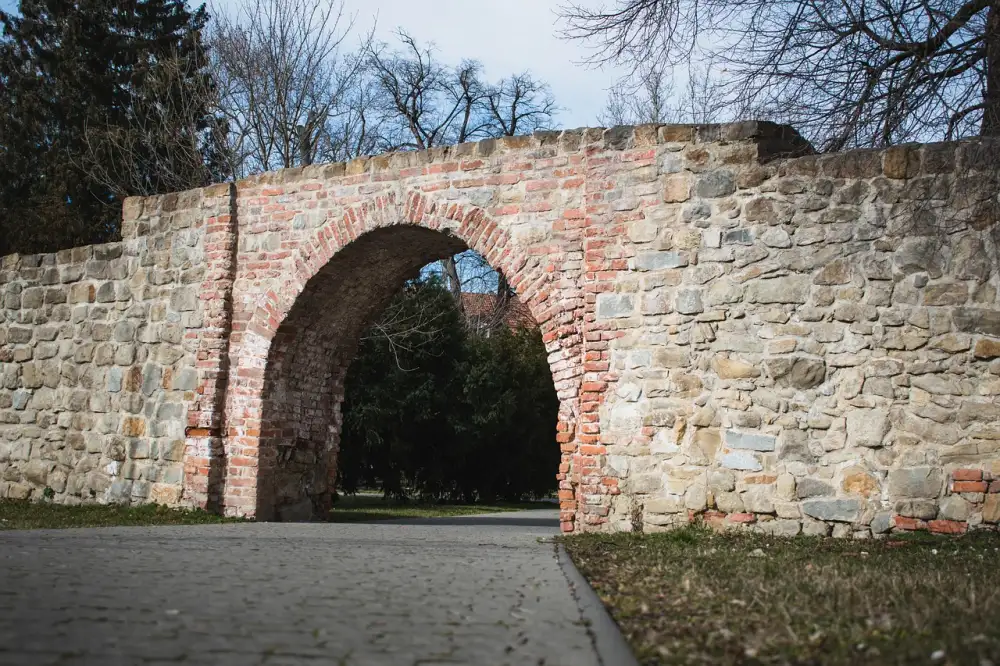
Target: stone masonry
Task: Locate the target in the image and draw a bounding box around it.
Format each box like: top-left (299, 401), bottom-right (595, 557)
top-left (2, 121), bottom-right (1000, 536)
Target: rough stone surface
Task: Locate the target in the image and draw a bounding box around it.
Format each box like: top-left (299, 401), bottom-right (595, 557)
top-left (3, 123), bottom-right (1000, 537)
top-left (888, 468), bottom-right (944, 499)
top-left (720, 451), bottom-right (763, 471)
top-left (871, 512), bottom-right (893, 534)
top-left (895, 499), bottom-right (939, 520)
top-left (767, 356), bottom-right (827, 389)
top-left (841, 468), bottom-right (879, 497)
top-left (847, 410), bottom-right (890, 448)
top-left (984, 495), bottom-right (1000, 523)
top-left (724, 429), bottom-right (776, 452)
top-left (938, 496), bottom-right (972, 522)
top-left (801, 498), bottom-right (861, 523)
top-left (0, 511), bottom-right (601, 665)
top-left (796, 478), bottom-right (835, 499)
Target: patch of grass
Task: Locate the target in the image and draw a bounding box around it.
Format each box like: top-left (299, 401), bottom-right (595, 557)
top-left (0, 499), bottom-right (245, 530)
top-left (326, 494), bottom-right (551, 522)
top-left (564, 526), bottom-right (1000, 665)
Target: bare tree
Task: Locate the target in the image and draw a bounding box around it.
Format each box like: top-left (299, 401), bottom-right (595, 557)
top-left (209, 0), bottom-right (370, 178)
top-left (426, 251), bottom-right (533, 335)
top-left (363, 286), bottom-right (455, 370)
top-left (366, 31), bottom-right (492, 150)
top-left (561, 0), bottom-right (1000, 150)
top-left (599, 60), bottom-right (722, 126)
top-left (366, 31), bottom-right (559, 318)
top-left (366, 31), bottom-right (455, 150)
top-left (675, 60), bottom-right (723, 124)
top-left (599, 63), bottom-right (674, 125)
top-left (440, 253), bottom-right (464, 314)
top-left (78, 51), bottom-right (222, 198)
top-left (485, 73), bottom-right (558, 136)
top-left (367, 31), bottom-right (559, 148)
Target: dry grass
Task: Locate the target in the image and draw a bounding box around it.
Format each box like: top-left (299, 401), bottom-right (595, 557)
top-left (0, 500), bottom-right (244, 530)
top-left (564, 526), bottom-right (1000, 665)
top-left (0, 496), bottom-right (551, 529)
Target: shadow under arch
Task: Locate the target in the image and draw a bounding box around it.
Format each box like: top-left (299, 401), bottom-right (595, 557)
top-left (222, 192), bottom-right (584, 524)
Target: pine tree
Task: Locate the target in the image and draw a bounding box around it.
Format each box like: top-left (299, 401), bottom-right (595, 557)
top-left (0, 0), bottom-right (218, 255)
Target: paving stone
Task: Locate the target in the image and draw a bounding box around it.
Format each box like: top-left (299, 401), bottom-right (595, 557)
top-left (0, 512), bottom-right (600, 666)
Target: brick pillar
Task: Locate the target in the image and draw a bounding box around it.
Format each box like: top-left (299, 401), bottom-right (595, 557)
top-left (179, 184), bottom-right (239, 510)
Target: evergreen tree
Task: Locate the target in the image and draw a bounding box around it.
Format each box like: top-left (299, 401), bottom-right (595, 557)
top-left (0, 0), bottom-right (217, 255)
top-left (339, 276), bottom-right (560, 503)
top-left (339, 278), bottom-right (466, 498)
top-left (451, 327), bottom-right (561, 503)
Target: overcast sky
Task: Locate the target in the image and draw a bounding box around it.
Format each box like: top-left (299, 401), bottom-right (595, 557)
top-left (331, 0), bottom-right (624, 128)
top-left (0, 0), bottom-right (625, 128)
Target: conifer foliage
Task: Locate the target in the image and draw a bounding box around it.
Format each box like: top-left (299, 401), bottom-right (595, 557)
top-left (338, 278), bottom-right (560, 503)
top-left (0, 0), bottom-right (218, 255)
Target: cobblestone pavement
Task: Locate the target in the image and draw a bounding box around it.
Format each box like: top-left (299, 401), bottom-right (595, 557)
top-left (0, 510), bottom-right (602, 666)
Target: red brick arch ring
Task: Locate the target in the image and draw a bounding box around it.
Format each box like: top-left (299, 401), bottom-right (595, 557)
top-left (214, 189), bottom-right (584, 525)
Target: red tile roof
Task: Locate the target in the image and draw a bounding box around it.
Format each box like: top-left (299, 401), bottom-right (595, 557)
top-left (460, 292), bottom-right (536, 330)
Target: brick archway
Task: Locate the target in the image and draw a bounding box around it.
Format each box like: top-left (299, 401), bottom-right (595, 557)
top-left (213, 190), bottom-right (584, 526)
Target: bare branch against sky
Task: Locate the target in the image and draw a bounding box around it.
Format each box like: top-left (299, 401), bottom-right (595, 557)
top-left (560, 0), bottom-right (1000, 150)
top-left (205, 0), bottom-right (625, 129)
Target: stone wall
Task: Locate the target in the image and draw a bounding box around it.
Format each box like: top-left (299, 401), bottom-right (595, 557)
top-left (0, 184), bottom-right (233, 506)
top-left (1, 122), bottom-right (999, 536)
top-left (598, 136), bottom-right (1000, 536)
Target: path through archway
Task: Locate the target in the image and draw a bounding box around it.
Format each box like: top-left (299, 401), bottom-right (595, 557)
top-left (218, 195), bottom-right (584, 526)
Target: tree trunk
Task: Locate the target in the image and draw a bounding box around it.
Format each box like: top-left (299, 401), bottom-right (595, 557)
top-left (984, 2), bottom-right (1000, 135)
top-left (492, 271), bottom-right (512, 332)
top-left (496, 272), bottom-right (511, 304)
top-left (297, 123), bottom-right (313, 166)
top-left (441, 256), bottom-right (463, 313)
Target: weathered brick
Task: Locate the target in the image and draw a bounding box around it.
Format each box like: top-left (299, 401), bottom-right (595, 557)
top-left (952, 468), bottom-right (983, 481)
top-left (927, 519), bottom-right (967, 535)
top-left (952, 480), bottom-right (988, 493)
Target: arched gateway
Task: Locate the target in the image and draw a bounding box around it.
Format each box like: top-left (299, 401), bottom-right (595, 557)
top-left (3, 122), bottom-right (1000, 535)
top-left (224, 189), bottom-right (584, 522)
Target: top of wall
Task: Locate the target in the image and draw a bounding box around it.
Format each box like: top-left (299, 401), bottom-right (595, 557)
top-left (232, 121), bottom-right (814, 190)
top-left (4, 120), bottom-right (999, 264)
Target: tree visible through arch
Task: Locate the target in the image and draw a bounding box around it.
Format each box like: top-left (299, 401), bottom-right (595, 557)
top-left (337, 266), bottom-right (560, 505)
top-left (219, 192), bottom-right (583, 523)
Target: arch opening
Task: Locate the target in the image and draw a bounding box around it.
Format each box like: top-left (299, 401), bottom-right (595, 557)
top-left (252, 225), bottom-right (570, 521)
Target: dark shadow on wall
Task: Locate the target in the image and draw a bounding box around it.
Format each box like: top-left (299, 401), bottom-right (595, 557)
top-left (204, 184), bottom-right (239, 513)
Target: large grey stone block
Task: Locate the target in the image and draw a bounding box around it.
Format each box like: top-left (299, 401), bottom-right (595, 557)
top-left (801, 498), bottom-right (860, 523)
top-left (596, 294), bottom-right (634, 319)
top-left (795, 478), bottom-right (834, 499)
top-left (720, 451), bottom-right (762, 471)
top-left (887, 467), bottom-right (943, 499)
top-left (724, 429), bottom-right (776, 452)
top-left (746, 276), bottom-right (811, 304)
top-left (634, 251), bottom-right (688, 271)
